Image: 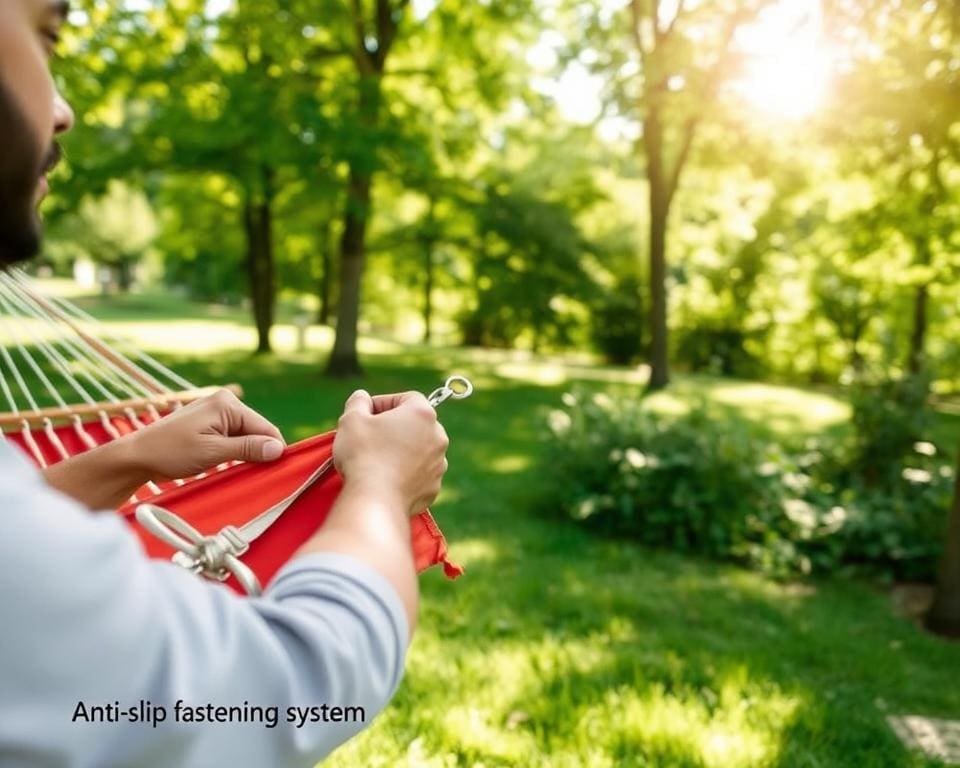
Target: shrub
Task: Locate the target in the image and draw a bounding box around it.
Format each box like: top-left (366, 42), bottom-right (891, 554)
top-left (844, 374), bottom-right (932, 486)
top-left (539, 391), bottom-right (806, 575)
top-left (674, 325), bottom-right (763, 378)
top-left (538, 388), bottom-right (953, 580)
top-left (589, 276), bottom-right (644, 365)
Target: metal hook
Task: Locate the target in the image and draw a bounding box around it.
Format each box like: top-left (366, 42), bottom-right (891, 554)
top-left (427, 374), bottom-right (473, 408)
top-left (444, 375), bottom-right (473, 399)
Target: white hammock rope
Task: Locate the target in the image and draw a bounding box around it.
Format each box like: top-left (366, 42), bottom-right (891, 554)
top-left (2, 276), bottom-right (156, 403)
top-left (0, 270), bottom-right (239, 496)
top-left (0, 271), bottom-right (237, 427)
top-left (0, 299), bottom-right (71, 409)
top-left (0, 325), bottom-right (40, 411)
top-left (0, 346), bottom-right (21, 414)
top-left (0, 278), bottom-right (153, 474)
top-left (9, 268), bottom-right (194, 394)
top-left (0, 271), bottom-right (161, 404)
top-left (0, 286), bottom-right (102, 407)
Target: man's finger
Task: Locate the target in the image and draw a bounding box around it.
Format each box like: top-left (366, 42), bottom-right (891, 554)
top-left (222, 398), bottom-right (286, 443)
top-left (371, 391), bottom-right (426, 414)
top-left (343, 389), bottom-right (374, 415)
top-left (214, 435), bottom-right (285, 463)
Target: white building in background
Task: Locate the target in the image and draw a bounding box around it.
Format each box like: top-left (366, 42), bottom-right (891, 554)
top-left (72, 258), bottom-right (98, 290)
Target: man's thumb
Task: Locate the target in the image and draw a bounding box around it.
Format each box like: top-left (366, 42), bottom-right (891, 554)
top-left (343, 389), bottom-right (374, 415)
top-left (215, 435), bottom-right (286, 464)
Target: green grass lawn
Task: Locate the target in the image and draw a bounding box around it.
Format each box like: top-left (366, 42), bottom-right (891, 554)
top-left (21, 287), bottom-right (960, 766)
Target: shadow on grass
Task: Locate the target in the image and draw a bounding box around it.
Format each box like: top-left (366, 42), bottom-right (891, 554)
top-left (398, 539), bottom-right (960, 767)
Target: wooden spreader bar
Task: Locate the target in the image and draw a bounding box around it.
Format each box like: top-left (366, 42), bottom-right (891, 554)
top-left (0, 384), bottom-right (243, 431)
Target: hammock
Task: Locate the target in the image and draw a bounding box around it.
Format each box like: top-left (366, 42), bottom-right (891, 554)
top-left (0, 268), bottom-right (465, 593)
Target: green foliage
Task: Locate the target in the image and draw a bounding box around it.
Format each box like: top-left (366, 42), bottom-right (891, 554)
top-left (590, 275), bottom-right (644, 365)
top-left (539, 392), bottom-right (804, 574)
top-left (844, 375), bottom-right (934, 485)
top-left (539, 388), bottom-right (954, 580)
top-left (459, 174), bottom-right (597, 351)
top-left (45, 181), bottom-right (159, 290)
top-left (674, 325), bottom-right (763, 378)
top-left (153, 176), bottom-right (246, 303)
top-left (803, 374), bottom-right (953, 581)
top-left (44, 0), bottom-right (960, 389)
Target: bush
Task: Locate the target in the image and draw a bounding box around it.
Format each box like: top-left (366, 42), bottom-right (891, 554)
top-left (538, 388), bottom-right (953, 580)
top-left (844, 374), bottom-right (932, 486)
top-left (539, 392), bottom-right (807, 575)
top-left (811, 374), bottom-right (951, 580)
top-left (674, 325), bottom-right (763, 378)
top-left (590, 276), bottom-right (644, 365)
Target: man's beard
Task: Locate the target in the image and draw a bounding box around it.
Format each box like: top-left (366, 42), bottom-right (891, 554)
top-left (0, 79), bottom-right (53, 267)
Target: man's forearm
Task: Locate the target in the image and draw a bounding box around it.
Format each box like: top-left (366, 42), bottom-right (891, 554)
top-left (295, 481), bottom-right (419, 636)
top-left (41, 437), bottom-right (148, 510)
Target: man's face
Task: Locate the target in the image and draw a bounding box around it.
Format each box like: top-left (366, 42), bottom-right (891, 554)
top-left (0, 0), bottom-right (73, 266)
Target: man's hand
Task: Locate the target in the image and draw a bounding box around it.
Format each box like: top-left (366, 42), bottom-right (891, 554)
top-left (333, 390), bottom-right (450, 515)
top-left (42, 389), bottom-right (285, 510)
top-left (127, 388), bottom-right (286, 481)
top-left (298, 389), bottom-right (452, 636)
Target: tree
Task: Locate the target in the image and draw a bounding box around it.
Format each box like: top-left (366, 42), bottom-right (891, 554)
top-left (322, 0), bottom-right (409, 375)
top-left (53, 181), bottom-right (159, 292)
top-left (463, 178), bottom-right (595, 351)
top-left (319, 0), bottom-right (532, 374)
top-left (824, 0), bottom-right (960, 383)
top-left (57, 1), bottom-right (337, 353)
top-left (594, 0), bottom-right (774, 389)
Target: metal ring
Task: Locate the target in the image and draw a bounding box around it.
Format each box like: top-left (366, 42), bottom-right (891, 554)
top-left (444, 375), bottom-right (473, 400)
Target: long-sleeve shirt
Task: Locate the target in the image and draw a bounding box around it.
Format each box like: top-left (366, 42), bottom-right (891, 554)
top-left (0, 440), bottom-right (409, 768)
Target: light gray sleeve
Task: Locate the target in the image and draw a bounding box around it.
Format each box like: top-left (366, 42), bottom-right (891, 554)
top-left (0, 445), bottom-right (409, 768)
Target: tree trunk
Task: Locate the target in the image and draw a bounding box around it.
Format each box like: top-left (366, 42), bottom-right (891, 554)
top-left (907, 222), bottom-right (928, 376)
top-left (325, 75), bottom-right (381, 377)
top-left (636, 276), bottom-right (646, 360)
top-left (850, 336), bottom-right (863, 373)
top-left (243, 176), bottom-right (275, 355)
top-left (423, 243), bottom-right (434, 344)
top-left (116, 260), bottom-right (133, 293)
top-left (317, 219), bottom-right (333, 326)
top-left (326, 169), bottom-right (371, 376)
top-left (461, 237), bottom-right (488, 347)
top-left (907, 282), bottom-right (929, 376)
top-left (645, 110), bottom-right (670, 391)
top-left (422, 200), bottom-right (437, 344)
top-left (909, 158), bottom-right (936, 378)
top-left (927, 444), bottom-right (960, 637)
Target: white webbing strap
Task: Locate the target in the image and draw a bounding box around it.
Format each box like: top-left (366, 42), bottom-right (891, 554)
top-left (136, 458), bottom-right (332, 597)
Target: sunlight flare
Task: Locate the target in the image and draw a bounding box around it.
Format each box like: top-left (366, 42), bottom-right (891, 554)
top-left (733, 1), bottom-right (833, 120)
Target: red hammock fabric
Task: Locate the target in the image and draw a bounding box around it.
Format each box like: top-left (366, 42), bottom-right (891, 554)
top-left (8, 418), bottom-right (463, 593)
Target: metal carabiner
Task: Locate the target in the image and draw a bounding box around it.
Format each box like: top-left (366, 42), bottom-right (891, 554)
top-left (427, 375), bottom-right (474, 408)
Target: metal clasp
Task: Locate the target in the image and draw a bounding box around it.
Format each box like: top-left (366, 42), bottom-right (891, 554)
top-left (427, 375), bottom-right (474, 408)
